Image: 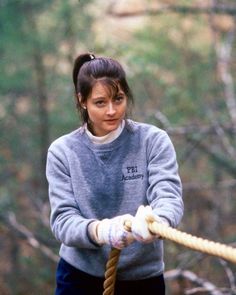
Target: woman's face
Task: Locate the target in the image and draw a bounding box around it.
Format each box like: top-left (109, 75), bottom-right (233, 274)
top-left (84, 81), bottom-right (127, 136)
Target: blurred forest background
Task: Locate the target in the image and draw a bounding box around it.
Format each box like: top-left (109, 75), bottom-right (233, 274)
top-left (1, 0), bottom-right (236, 294)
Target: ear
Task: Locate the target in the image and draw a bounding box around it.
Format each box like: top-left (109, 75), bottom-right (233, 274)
top-left (77, 93), bottom-right (87, 109)
top-left (77, 92), bottom-right (82, 103)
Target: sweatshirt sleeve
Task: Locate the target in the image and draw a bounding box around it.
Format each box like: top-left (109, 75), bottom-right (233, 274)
top-left (46, 142), bottom-right (99, 249)
top-left (146, 130), bottom-right (184, 228)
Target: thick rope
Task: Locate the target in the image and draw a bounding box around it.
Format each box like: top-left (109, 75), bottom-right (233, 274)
top-left (103, 248), bottom-right (121, 295)
top-left (148, 221), bottom-right (236, 263)
top-left (103, 219), bottom-right (236, 295)
top-left (103, 222), bottom-right (130, 295)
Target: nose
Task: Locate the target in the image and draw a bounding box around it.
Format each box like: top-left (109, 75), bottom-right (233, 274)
top-left (106, 102), bottom-right (116, 116)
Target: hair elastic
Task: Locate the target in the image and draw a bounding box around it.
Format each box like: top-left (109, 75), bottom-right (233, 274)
top-left (90, 54), bottom-right (95, 60)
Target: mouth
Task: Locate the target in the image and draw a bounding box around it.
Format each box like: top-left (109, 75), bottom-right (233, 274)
top-left (104, 119), bottom-right (118, 123)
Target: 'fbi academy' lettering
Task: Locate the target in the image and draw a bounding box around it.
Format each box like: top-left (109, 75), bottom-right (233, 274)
top-left (121, 166), bottom-right (144, 181)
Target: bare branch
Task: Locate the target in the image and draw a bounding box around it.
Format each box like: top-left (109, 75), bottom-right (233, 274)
top-left (183, 178), bottom-right (236, 191)
top-left (219, 259), bottom-right (236, 291)
top-left (185, 135), bottom-right (236, 175)
top-left (154, 110), bottom-right (236, 175)
top-left (153, 115), bottom-right (236, 136)
top-left (6, 212), bottom-right (59, 263)
top-left (155, 111), bottom-right (171, 129)
top-left (165, 269), bottom-right (224, 295)
top-left (107, 4), bottom-right (236, 18)
top-left (215, 28), bottom-right (236, 127)
top-left (212, 120), bottom-right (236, 159)
top-left (34, 199), bottom-right (51, 228)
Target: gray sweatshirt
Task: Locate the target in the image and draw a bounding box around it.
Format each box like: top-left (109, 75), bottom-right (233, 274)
top-left (46, 120), bottom-right (183, 280)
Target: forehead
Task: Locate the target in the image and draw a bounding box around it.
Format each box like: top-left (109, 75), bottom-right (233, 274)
top-left (91, 82), bottom-right (108, 95)
top-left (90, 81), bottom-right (122, 98)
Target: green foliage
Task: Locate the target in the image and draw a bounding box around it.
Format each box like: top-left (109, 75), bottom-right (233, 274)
top-left (124, 24), bottom-right (218, 125)
top-left (0, 1), bottom-right (95, 293)
top-left (1, 0), bottom-right (236, 293)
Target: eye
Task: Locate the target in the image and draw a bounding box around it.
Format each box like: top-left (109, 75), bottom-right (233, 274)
top-left (114, 95), bottom-right (125, 104)
top-left (95, 100), bottom-right (106, 107)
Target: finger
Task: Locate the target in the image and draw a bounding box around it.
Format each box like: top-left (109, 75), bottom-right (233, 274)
top-left (136, 205), bottom-right (145, 217)
top-left (124, 220), bottom-right (132, 232)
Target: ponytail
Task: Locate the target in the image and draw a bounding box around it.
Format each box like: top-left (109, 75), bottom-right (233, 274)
top-left (72, 53), bottom-right (96, 93)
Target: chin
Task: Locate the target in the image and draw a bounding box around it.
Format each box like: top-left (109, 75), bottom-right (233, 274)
top-left (105, 122), bottom-right (119, 129)
top-left (107, 126), bottom-right (117, 133)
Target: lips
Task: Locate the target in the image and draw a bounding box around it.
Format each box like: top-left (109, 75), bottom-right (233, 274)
top-left (104, 119), bottom-right (118, 123)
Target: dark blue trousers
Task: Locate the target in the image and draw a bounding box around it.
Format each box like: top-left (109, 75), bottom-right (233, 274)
top-left (55, 258), bottom-right (165, 295)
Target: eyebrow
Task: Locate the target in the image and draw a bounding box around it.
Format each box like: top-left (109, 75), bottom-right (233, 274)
top-left (90, 95), bottom-right (106, 100)
top-left (91, 91), bottom-right (125, 99)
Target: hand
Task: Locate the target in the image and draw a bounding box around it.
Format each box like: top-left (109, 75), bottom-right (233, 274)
top-left (132, 205), bottom-right (168, 243)
top-left (95, 214), bottom-right (134, 249)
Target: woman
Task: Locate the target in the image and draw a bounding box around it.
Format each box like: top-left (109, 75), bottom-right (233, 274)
top-left (46, 53), bottom-right (184, 294)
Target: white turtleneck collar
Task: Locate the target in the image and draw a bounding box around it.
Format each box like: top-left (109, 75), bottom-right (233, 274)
top-left (85, 120), bottom-right (125, 144)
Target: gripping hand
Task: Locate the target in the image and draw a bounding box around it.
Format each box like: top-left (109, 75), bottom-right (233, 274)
top-left (92, 214), bottom-right (134, 249)
top-left (132, 205), bottom-right (168, 243)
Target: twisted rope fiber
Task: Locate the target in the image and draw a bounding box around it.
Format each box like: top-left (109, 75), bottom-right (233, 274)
top-left (103, 219), bottom-right (236, 295)
top-left (103, 248), bottom-right (121, 295)
top-left (103, 222), bottom-right (131, 295)
top-left (148, 221), bottom-right (236, 264)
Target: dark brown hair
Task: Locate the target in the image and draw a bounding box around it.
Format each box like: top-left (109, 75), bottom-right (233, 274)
top-left (72, 53), bottom-right (134, 123)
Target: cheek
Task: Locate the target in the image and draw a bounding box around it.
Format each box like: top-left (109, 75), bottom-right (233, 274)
top-left (121, 102), bottom-right (128, 113)
top-left (87, 107), bottom-right (102, 122)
